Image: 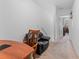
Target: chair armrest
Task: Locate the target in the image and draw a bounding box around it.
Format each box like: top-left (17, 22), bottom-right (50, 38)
top-left (23, 33), bottom-right (28, 43)
top-left (24, 33), bottom-right (28, 39)
top-left (32, 43), bottom-right (38, 49)
top-left (39, 36), bottom-right (50, 41)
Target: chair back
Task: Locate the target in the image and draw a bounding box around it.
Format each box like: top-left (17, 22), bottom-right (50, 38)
top-left (26, 29), bottom-right (40, 47)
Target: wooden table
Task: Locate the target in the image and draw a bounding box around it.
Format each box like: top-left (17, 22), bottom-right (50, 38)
top-left (0, 40), bottom-right (34, 59)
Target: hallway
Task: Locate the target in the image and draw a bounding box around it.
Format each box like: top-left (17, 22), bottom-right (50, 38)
top-left (36, 35), bottom-right (78, 59)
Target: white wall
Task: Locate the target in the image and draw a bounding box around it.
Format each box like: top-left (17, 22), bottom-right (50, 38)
top-left (39, 6), bottom-right (56, 41)
top-left (70, 0), bottom-right (79, 56)
top-left (30, 0), bottom-right (56, 40)
top-left (0, 0), bottom-right (43, 42)
top-left (0, 0), bottom-right (56, 42)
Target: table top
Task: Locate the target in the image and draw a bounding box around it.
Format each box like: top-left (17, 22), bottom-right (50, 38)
top-left (0, 40), bottom-right (34, 59)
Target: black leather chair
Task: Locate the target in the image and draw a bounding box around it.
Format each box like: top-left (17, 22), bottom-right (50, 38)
top-left (23, 32), bottom-right (50, 55)
top-left (36, 36), bottom-right (50, 55)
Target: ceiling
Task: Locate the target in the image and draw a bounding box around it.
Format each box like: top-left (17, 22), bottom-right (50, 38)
top-left (54, 0), bottom-right (74, 9)
top-left (33, 0), bottom-right (74, 9)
